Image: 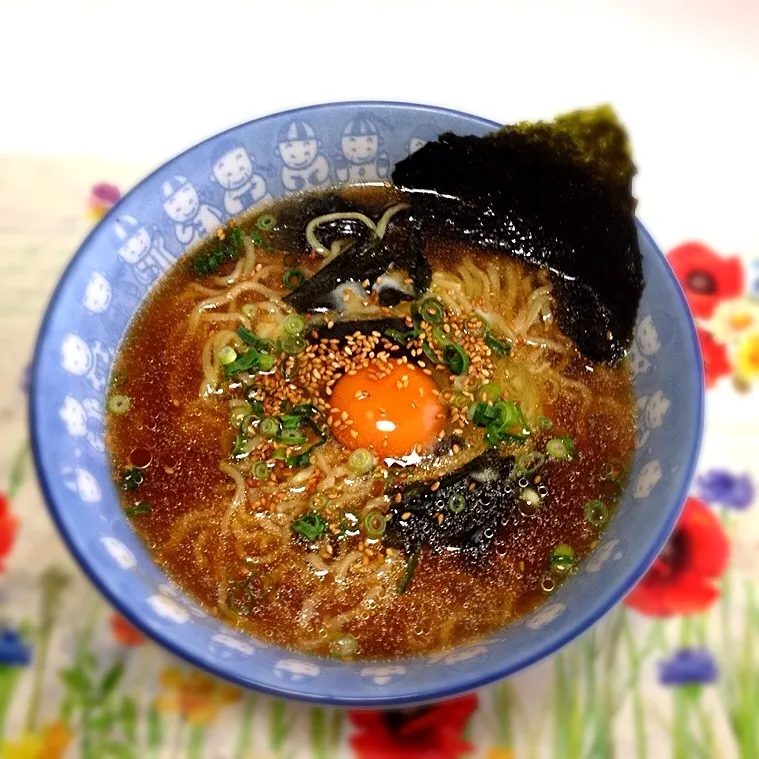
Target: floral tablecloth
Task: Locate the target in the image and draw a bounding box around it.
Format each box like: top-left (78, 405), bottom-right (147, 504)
top-left (0, 154), bottom-right (757, 759)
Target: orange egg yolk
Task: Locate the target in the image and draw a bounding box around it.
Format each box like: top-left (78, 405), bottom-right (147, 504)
top-left (330, 362), bottom-right (446, 458)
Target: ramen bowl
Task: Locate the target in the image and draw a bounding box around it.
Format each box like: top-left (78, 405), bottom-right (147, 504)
top-left (30, 102), bottom-right (703, 706)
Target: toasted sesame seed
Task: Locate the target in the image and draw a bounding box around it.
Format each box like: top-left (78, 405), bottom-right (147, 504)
top-left (395, 493), bottom-right (403, 503)
top-left (402, 511), bottom-right (412, 520)
top-left (430, 481), bottom-right (440, 492)
top-left (437, 513), bottom-right (445, 525)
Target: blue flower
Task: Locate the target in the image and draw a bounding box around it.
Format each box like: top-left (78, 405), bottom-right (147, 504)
top-left (696, 469), bottom-right (755, 510)
top-left (659, 648), bottom-right (718, 687)
top-left (0, 628), bottom-right (31, 666)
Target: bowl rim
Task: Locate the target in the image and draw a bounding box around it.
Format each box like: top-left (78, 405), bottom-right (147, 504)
top-left (28, 100), bottom-right (704, 707)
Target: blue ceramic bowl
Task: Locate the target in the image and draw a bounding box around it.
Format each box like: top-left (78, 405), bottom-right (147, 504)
top-left (30, 102), bottom-right (703, 706)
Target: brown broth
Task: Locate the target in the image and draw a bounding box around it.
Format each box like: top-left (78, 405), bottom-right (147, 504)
top-left (107, 185), bottom-right (635, 659)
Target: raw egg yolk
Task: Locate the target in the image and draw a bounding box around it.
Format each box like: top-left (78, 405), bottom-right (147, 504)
top-left (330, 362), bottom-right (446, 458)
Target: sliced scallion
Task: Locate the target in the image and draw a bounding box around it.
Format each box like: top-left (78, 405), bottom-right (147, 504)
top-left (259, 417), bottom-right (280, 438)
top-left (108, 394), bottom-right (131, 415)
top-left (331, 633), bottom-right (359, 658)
top-left (241, 303), bottom-right (256, 318)
top-left (550, 544), bottom-right (575, 573)
top-left (447, 494), bottom-right (466, 513)
top-left (421, 341), bottom-right (441, 365)
top-left (398, 547), bottom-right (421, 594)
top-left (256, 213), bottom-right (277, 231)
top-left (348, 448), bottom-right (374, 475)
top-left (537, 415), bottom-right (554, 430)
top-left (230, 405), bottom-right (251, 428)
top-left (443, 343), bottom-right (470, 375)
top-left (257, 353), bottom-right (276, 372)
top-left (546, 436), bottom-right (576, 461)
top-left (585, 500), bottom-right (609, 528)
top-left (252, 461), bottom-right (270, 480)
top-left (277, 428), bottom-right (308, 445)
top-left (281, 335), bottom-right (307, 355)
top-left (283, 314), bottom-right (306, 336)
top-left (217, 346), bottom-right (238, 365)
top-left (311, 493), bottom-right (329, 510)
top-left (364, 511), bottom-right (387, 537)
top-left (292, 511), bottom-right (327, 542)
top-left (121, 468), bottom-right (144, 490)
top-left (283, 269), bottom-right (307, 290)
top-left (420, 297), bottom-right (445, 324)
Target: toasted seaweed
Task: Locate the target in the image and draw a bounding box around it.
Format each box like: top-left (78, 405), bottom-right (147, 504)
top-left (392, 106), bottom-right (643, 362)
top-left (283, 209), bottom-right (431, 314)
top-left (385, 451), bottom-right (517, 559)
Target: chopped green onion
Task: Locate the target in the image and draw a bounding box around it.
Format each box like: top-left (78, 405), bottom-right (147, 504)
top-left (252, 461), bottom-right (270, 480)
top-left (479, 383), bottom-right (501, 403)
top-left (550, 544), bottom-right (575, 573)
top-left (121, 468), bottom-right (144, 490)
top-left (348, 448), bottom-right (374, 475)
top-left (485, 332), bottom-right (511, 356)
top-left (256, 213), bottom-right (277, 231)
top-left (217, 345), bottom-right (238, 365)
top-left (537, 415), bottom-right (554, 430)
top-left (250, 229), bottom-right (269, 250)
top-left (108, 394), bottom-right (131, 415)
top-left (431, 325), bottom-right (450, 348)
top-left (259, 417), bottom-right (280, 438)
top-left (292, 511), bottom-right (328, 542)
top-left (241, 303), bottom-right (256, 318)
top-left (585, 500), bottom-right (609, 528)
top-left (421, 341), bottom-right (441, 365)
top-left (232, 434), bottom-right (249, 458)
top-left (398, 547), bottom-right (421, 594)
top-left (385, 327), bottom-right (414, 344)
top-left (520, 487), bottom-right (541, 507)
top-left (236, 327), bottom-right (264, 348)
top-left (419, 297), bottom-right (445, 324)
top-left (447, 494), bottom-right (466, 513)
top-left (248, 398), bottom-right (265, 417)
top-left (546, 436), bottom-right (576, 461)
top-left (279, 414), bottom-right (302, 429)
top-left (283, 314), bottom-right (306, 336)
top-left (191, 227), bottom-right (244, 277)
top-left (311, 493), bottom-right (329, 510)
top-left (364, 511), bottom-right (387, 537)
top-left (283, 269), bottom-right (307, 290)
top-left (516, 451), bottom-right (546, 476)
top-left (223, 348), bottom-right (266, 377)
top-left (257, 353), bottom-right (276, 372)
top-left (230, 405), bottom-right (252, 428)
top-left (281, 335), bottom-right (307, 355)
top-left (124, 502), bottom-right (152, 517)
top-left (451, 392), bottom-right (469, 409)
top-left (271, 448), bottom-right (287, 461)
top-left (277, 428), bottom-right (308, 445)
top-left (443, 343), bottom-right (470, 375)
top-left (331, 633), bottom-right (359, 658)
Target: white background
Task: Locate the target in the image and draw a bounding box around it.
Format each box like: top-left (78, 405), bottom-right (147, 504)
top-left (1, 0), bottom-right (758, 252)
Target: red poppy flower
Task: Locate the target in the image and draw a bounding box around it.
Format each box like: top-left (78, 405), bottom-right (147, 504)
top-left (667, 242), bottom-right (744, 319)
top-left (698, 327), bottom-right (732, 388)
top-left (110, 613), bottom-right (146, 647)
top-left (625, 497), bottom-right (729, 617)
top-left (0, 491), bottom-right (18, 572)
top-left (349, 694), bottom-right (478, 759)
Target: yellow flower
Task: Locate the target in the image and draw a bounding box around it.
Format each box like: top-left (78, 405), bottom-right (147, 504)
top-left (1, 722), bottom-right (72, 759)
top-left (736, 331), bottom-right (759, 381)
top-left (707, 299), bottom-right (759, 345)
top-left (155, 666), bottom-right (241, 725)
top-left (484, 748), bottom-right (515, 759)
